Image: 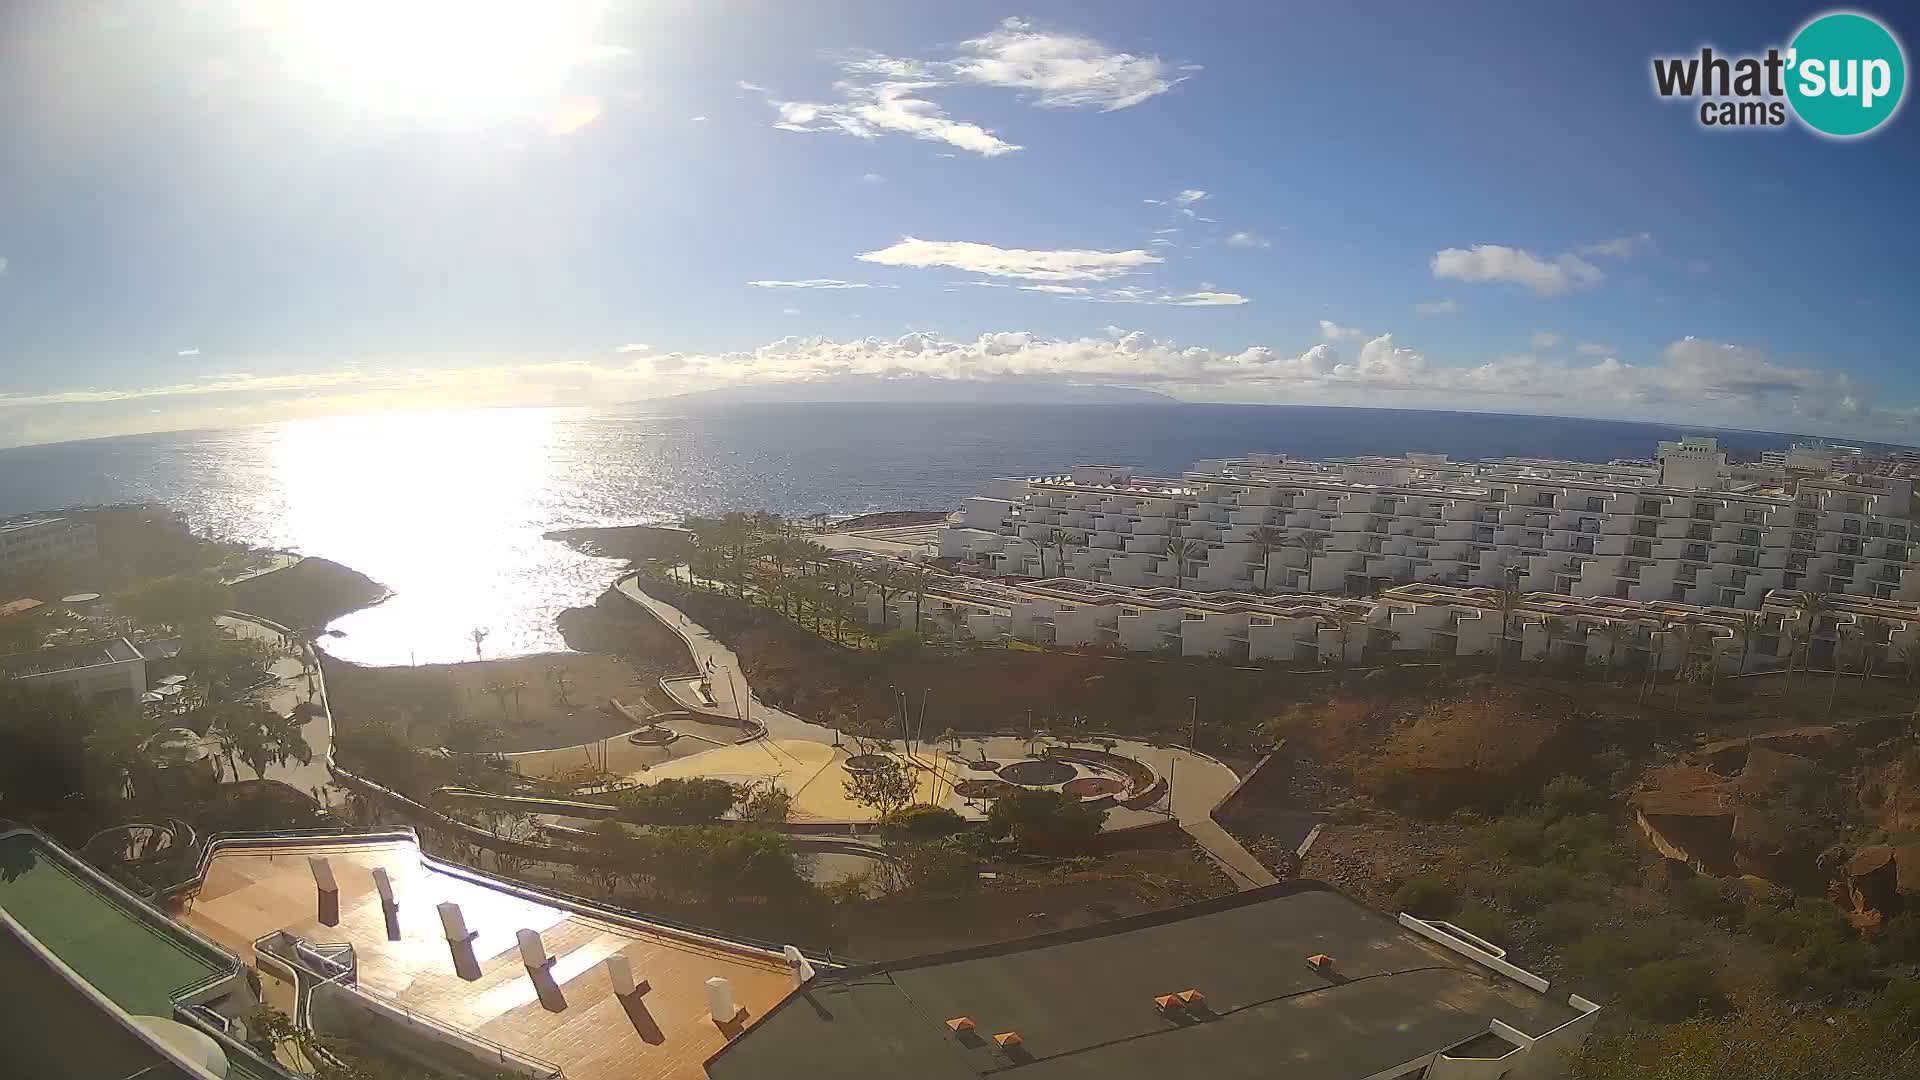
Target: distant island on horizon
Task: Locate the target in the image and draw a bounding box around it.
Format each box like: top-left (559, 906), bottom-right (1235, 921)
top-left (654, 375), bottom-right (1177, 407)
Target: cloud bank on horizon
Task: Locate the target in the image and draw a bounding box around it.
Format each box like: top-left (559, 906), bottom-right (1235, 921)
top-left (2, 4), bottom-right (1916, 449)
top-left (1, 327), bottom-right (1906, 451)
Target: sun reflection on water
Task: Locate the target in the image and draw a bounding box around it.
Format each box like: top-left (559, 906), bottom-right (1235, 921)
top-left (256, 408), bottom-right (617, 665)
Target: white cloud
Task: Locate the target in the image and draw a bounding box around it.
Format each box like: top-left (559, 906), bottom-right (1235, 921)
top-left (615, 343), bottom-right (651, 354)
top-left (858, 238), bottom-right (1160, 282)
top-left (749, 279), bottom-right (895, 290)
top-left (860, 172), bottom-right (886, 183)
top-left (1414, 299), bottom-right (1457, 314)
top-left (0, 256), bottom-right (8, 274)
top-left (1022, 284), bottom-right (1089, 295)
top-left (1226, 231), bottom-right (1269, 249)
top-left (1529, 331), bottom-right (1563, 349)
top-left (1576, 343), bottom-right (1616, 357)
top-left (1431, 244), bottom-right (1605, 296)
top-left (689, 115), bottom-right (710, 123)
top-left (1174, 189), bottom-right (1208, 205)
top-left (736, 81), bottom-right (766, 93)
top-left (1320, 320), bottom-right (1365, 341)
top-left (1171, 291), bottom-right (1248, 306)
top-left (765, 81), bottom-right (1020, 157)
top-left (953, 18), bottom-right (1183, 110)
top-left (177, 347), bottom-right (201, 357)
top-left (1581, 232), bottom-right (1653, 259)
top-left (744, 18), bottom-right (1179, 158)
top-left (1093, 287), bottom-right (1247, 306)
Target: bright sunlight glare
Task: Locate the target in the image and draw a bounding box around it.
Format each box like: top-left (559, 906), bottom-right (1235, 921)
top-left (268, 0), bottom-right (617, 124)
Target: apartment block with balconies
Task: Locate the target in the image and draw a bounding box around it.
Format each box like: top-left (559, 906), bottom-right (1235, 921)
top-left (937, 440), bottom-right (1919, 613)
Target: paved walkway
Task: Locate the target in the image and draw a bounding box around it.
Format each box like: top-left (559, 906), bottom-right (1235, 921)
top-left (215, 612), bottom-right (339, 805)
top-left (613, 575), bottom-right (1279, 890)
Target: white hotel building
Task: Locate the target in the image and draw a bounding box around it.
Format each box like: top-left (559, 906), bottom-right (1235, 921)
top-left (937, 438), bottom-right (1920, 610)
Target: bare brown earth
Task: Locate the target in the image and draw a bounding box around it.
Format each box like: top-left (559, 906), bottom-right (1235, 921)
top-left (323, 651), bottom-right (641, 752)
top-left (829, 510), bottom-right (950, 530)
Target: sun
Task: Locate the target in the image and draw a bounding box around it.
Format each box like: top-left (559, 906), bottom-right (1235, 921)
top-left (267, 0), bottom-right (616, 125)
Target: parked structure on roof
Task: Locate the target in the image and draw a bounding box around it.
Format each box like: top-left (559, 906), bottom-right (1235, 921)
top-left (705, 881), bottom-right (1600, 1080)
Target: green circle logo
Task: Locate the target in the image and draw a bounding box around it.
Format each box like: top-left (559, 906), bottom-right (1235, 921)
top-left (1787, 11), bottom-right (1906, 137)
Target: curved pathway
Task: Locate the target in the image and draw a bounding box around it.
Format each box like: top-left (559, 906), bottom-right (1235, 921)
top-left (612, 575), bottom-right (1277, 889)
top-left (216, 611), bottom-right (339, 806)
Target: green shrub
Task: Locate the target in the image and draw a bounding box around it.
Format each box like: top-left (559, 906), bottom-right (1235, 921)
top-left (1499, 865), bottom-right (1584, 913)
top-left (1534, 901), bottom-right (1609, 945)
top-left (1541, 775), bottom-right (1608, 820)
top-left (986, 789), bottom-right (1107, 856)
top-left (1745, 897), bottom-right (1851, 952)
top-left (1669, 876), bottom-right (1746, 928)
top-left (876, 629), bottom-right (925, 654)
top-left (617, 778), bottom-right (741, 824)
top-left (1391, 875), bottom-right (1457, 918)
top-left (1449, 900), bottom-right (1510, 946)
top-left (1776, 938), bottom-right (1875, 998)
top-left (1474, 814), bottom-right (1548, 863)
top-left (1561, 921), bottom-right (1688, 987)
top-left (1543, 813), bottom-right (1615, 861)
top-left (1877, 913), bottom-right (1920, 964)
top-left (891, 839), bottom-right (979, 897)
top-left (881, 803), bottom-right (966, 838)
top-left (1619, 958), bottom-right (1722, 1022)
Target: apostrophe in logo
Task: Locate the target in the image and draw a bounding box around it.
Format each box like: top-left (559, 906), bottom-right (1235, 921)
top-left (1786, 12), bottom-right (1906, 137)
top-left (1650, 9), bottom-right (1907, 138)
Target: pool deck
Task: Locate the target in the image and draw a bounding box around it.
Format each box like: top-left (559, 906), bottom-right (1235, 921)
top-left (0, 831), bottom-right (231, 1016)
top-left (175, 836), bottom-right (798, 1080)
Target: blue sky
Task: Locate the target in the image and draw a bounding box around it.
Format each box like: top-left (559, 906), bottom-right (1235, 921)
top-left (2, 1), bottom-right (1918, 447)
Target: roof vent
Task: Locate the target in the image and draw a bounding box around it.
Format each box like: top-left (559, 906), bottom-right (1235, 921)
top-left (1307, 953), bottom-right (1335, 975)
top-left (1177, 989), bottom-right (1205, 1007)
top-left (993, 1031), bottom-right (1023, 1049)
top-left (1154, 994), bottom-right (1184, 1012)
top-left (946, 1017), bottom-right (975, 1033)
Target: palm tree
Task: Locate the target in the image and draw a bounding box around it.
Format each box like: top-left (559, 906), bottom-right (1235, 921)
top-left (1669, 621), bottom-right (1710, 708)
top-left (1730, 609), bottom-right (1766, 678)
top-left (1284, 530), bottom-right (1328, 593)
top-left (547, 665), bottom-right (572, 707)
top-left (1163, 536), bottom-right (1205, 591)
top-left (1638, 614), bottom-right (1674, 708)
top-left (935, 605), bottom-right (967, 643)
top-left (1857, 616), bottom-right (1888, 685)
top-left (1893, 640), bottom-right (1920, 686)
top-left (1599, 620), bottom-right (1634, 684)
top-left (1047, 528), bottom-right (1080, 579)
top-left (481, 680), bottom-right (512, 721)
top-left (904, 564), bottom-right (938, 635)
top-left (1332, 608), bottom-right (1368, 666)
top-left (1493, 568), bottom-right (1525, 674)
top-left (865, 566), bottom-right (907, 630)
top-left (1784, 623), bottom-right (1811, 696)
top-left (468, 626), bottom-right (489, 661)
top-left (1793, 590), bottom-right (1834, 678)
top-left (1828, 620), bottom-right (1863, 721)
top-left (1249, 526), bottom-right (1287, 592)
top-left (1538, 615), bottom-right (1567, 667)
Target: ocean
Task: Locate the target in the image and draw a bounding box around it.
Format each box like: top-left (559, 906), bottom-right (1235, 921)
top-left (0, 402), bottom-right (1823, 666)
